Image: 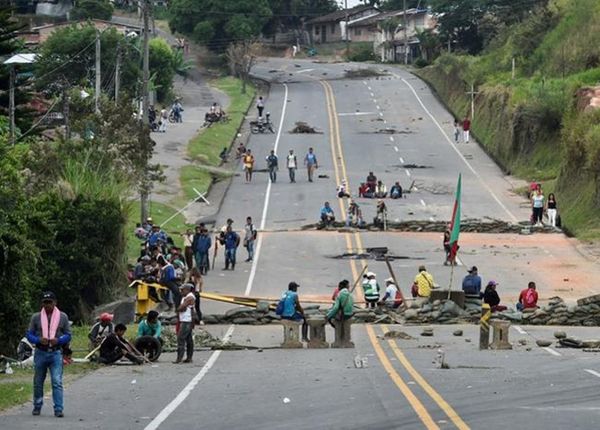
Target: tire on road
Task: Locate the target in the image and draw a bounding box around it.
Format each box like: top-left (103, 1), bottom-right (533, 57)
top-left (134, 335), bottom-right (162, 362)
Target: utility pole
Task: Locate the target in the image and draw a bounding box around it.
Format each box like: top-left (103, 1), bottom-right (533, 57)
top-left (140, 0), bottom-right (151, 224)
top-left (115, 42), bottom-right (121, 104)
top-left (403, 0), bottom-right (409, 65)
top-left (466, 83), bottom-right (479, 121)
top-left (95, 29), bottom-right (101, 113)
top-left (8, 65), bottom-right (15, 145)
top-left (63, 83), bottom-right (71, 140)
top-left (344, 0), bottom-right (349, 58)
top-left (511, 57), bottom-right (515, 80)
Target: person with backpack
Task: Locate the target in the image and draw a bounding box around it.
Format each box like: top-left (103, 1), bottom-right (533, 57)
top-left (412, 265), bottom-right (435, 299)
top-left (362, 272), bottom-right (380, 308)
top-left (517, 281), bottom-right (539, 311)
top-left (266, 149), bottom-right (279, 183)
top-left (379, 278), bottom-right (403, 309)
top-left (461, 266), bottom-right (482, 296)
top-left (276, 282), bottom-right (308, 342)
top-left (243, 216), bottom-right (257, 262)
top-left (286, 149), bottom-right (297, 183)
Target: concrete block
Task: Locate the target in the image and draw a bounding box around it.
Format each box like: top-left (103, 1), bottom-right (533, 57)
top-left (280, 320), bottom-right (303, 349)
top-left (490, 320), bottom-right (512, 350)
top-left (307, 318), bottom-right (329, 349)
top-left (331, 318), bottom-right (354, 348)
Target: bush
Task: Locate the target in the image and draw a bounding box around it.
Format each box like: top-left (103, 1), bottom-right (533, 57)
top-left (414, 57), bottom-right (429, 68)
top-left (70, 0), bottom-right (113, 21)
top-left (346, 44), bottom-right (375, 62)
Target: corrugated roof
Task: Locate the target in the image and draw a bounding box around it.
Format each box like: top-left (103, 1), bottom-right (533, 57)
top-left (348, 8), bottom-right (428, 27)
top-left (306, 5), bottom-right (377, 25)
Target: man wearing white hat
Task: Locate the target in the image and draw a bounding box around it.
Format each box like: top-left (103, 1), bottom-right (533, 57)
top-left (379, 278), bottom-right (403, 309)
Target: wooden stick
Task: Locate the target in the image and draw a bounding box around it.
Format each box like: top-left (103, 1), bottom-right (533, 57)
top-left (385, 256), bottom-right (407, 310)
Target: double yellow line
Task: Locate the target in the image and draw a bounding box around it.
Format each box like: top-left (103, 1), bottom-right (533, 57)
top-left (321, 79), bottom-right (469, 430)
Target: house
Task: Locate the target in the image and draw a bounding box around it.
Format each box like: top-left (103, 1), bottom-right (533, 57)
top-left (346, 13), bottom-right (382, 43)
top-left (373, 8), bottom-right (437, 63)
top-left (305, 5), bottom-right (379, 44)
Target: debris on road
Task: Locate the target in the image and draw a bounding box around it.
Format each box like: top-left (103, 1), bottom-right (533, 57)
top-left (289, 121), bottom-right (322, 134)
top-left (554, 331), bottom-right (567, 339)
top-left (384, 330), bottom-right (414, 340)
top-left (344, 68), bottom-right (387, 79)
top-left (453, 330), bottom-right (463, 337)
top-left (421, 328), bottom-right (434, 337)
top-left (535, 340), bottom-right (552, 347)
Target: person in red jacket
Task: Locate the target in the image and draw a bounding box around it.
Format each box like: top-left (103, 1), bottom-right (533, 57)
top-left (517, 281), bottom-right (538, 311)
top-left (462, 115), bottom-right (471, 143)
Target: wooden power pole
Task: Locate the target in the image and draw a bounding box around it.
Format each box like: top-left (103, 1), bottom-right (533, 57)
top-left (140, 0), bottom-right (151, 224)
top-left (8, 65), bottom-right (15, 145)
top-left (115, 42), bottom-right (121, 104)
top-left (403, 0), bottom-right (409, 65)
top-left (95, 30), bottom-right (101, 113)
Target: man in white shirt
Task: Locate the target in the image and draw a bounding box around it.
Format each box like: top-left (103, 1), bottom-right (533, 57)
top-left (379, 278), bottom-right (402, 309)
top-left (286, 149), bottom-right (297, 183)
top-left (173, 284), bottom-right (196, 364)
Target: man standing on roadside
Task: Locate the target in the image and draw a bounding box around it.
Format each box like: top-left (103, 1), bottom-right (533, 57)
top-left (462, 115), bottom-right (471, 143)
top-left (192, 225), bottom-right (211, 275)
top-left (26, 292), bottom-right (72, 418)
top-left (174, 284), bottom-right (196, 364)
top-left (244, 216), bottom-right (257, 262)
top-left (304, 147), bottom-right (318, 182)
top-left (257, 96), bottom-right (265, 117)
top-left (266, 149), bottom-right (279, 183)
top-left (287, 149), bottom-right (297, 183)
top-left (223, 225), bottom-right (240, 270)
top-left (243, 149), bottom-right (255, 183)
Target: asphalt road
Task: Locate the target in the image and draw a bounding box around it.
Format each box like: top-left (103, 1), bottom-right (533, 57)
top-left (3, 58), bottom-right (600, 429)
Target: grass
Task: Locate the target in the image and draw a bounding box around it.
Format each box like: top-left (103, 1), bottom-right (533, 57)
top-left (126, 200), bottom-right (192, 263)
top-left (180, 77), bottom-right (255, 202)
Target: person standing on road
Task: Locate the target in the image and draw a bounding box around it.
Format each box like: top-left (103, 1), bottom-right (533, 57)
top-left (257, 96), bottom-right (265, 117)
top-left (173, 284), bottom-right (196, 364)
top-left (279, 282), bottom-right (308, 342)
top-left (182, 228), bottom-right (194, 270)
top-left (362, 272), bottom-right (380, 309)
top-left (243, 216), bottom-right (257, 262)
top-left (531, 188), bottom-right (545, 226)
top-left (462, 266), bottom-right (482, 296)
top-left (462, 115), bottom-right (471, 143)
top-left (243, 149), bottom-right (255, 183)
top-left (223, 225), bottom-right (240, 270)
top-left (192, 225), bottom-right (211, 275)
top-left (546, 193), bottom-right (558, 227)
top-left (412, 265), bottom-right (435, 299)
top-left (454, 119), bottom-right (461, 143)
top-left (159, 255), bottom-right (180, 310)
top-left (517, 281), bottom-right (539, 311)
top-left (287, 149), bottom-right (297, 182)
top-left (186, 267), bottom-right (204, 324)
top-left (159, 106), bottom-right (168, 133)
top-left (266, 149), bottom-right (279, 183)
top-left (304, 147), bottom-right (318, 182)
top-left (26, 291), bottom-right (71, 418)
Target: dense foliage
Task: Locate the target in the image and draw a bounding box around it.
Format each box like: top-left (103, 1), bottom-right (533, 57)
top-left (70, 0), bottom-right (114, 21)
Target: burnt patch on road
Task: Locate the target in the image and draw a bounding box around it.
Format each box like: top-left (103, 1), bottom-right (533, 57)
top-left (289, 121), bottom-right (322, 134)
top-left (328, 252), bottom-right (417, 261)
top-left (360, 128), bottom-right (415, 134)
top-left (389, 164), bottom-right (433, 169)
top-left (344, 68), bottom-right (387, 79)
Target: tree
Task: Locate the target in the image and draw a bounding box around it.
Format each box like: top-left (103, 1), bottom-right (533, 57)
top-left (71, 0), bottom-right (114, 21)
top-left (226, 41), bottom-right (260, 94)
top-left (149, 38), bottom-right (176, 101)
top-left (381, 0), bottom-right (426, 11)
top-left (169, 0), bottom-right (273, 50)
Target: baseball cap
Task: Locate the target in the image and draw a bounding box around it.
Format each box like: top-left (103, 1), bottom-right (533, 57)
top-left (385, 277), bottom-right (394, 284)
top-left (487, 280), bottom-right (498, 287)
top-left (468, 266), bottom-right (478, 273)
top-left (100, 312), bottom-right (114, 322)
top-left (366, 272), bottom-right (376, 278)
top-left (288, 281), bottom-right (300, 289)
top-left (179, 283), bottom-right (194, 290)
top-left (41, 291), bottom-right (56, 301)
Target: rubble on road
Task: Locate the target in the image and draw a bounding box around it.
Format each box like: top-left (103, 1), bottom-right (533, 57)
top-left (495, 295), bottom-right (600, 326)
top-left (289, 121), bottom-right (322, 134)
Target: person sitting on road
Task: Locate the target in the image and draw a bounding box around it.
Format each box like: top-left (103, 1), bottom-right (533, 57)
top-left (358, 182), bottom-right (372, 198)
top-left (137, 310), bottom-right (163, 345)
top-left (390, 182), bottom-right (403, 199)
top-left (88, 313), bottom-right (114, 350)
top-left (320, 202), bottom-right (335, 226)
top-left (99, 324), bottom-right (143, 365)
top-left (337, 180), bottom-right (351, 198)
top-left (462, 266), bottom-right (482, 296)
top-left (346, 200), bottom-right (364, 227)
top-left (279, 282), bottom-right (308, 342)
top-left (235, 142), bottom-right (246, 158)
top-left (374, 180), bottom-right (387, 198)
top-left (366, 172), bottom-right (377, 192)
top-left (517, 281), bottom-right (539, 311)
top-left (412, 265), bottom-right (435, 299)
top-left (483, 281), bottom-right (507, 312)
top-left (379, 278), bottom-right (403, 309)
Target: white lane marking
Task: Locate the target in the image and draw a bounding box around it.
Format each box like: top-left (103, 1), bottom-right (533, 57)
top-left (296, 68), bottom-right (315, 74)
top-left (543, 347), bottom-right (561, 357)
top-left (429, 216), bottom-right (435, 222)
top-left (144, 326), bottom-right (235, 430)
top-left (379, 112), bottom-right (383, 117)
top-left (420, 199), bottom-right (426, 207)
top-left (394, 146), bottom-right (399, 152)
top-left (584, 369), bottom-right (600, 379)
top-left (405, 170), bottom-right (411, 177)
top-left (376, 105), bottom-right (380, 110)
top-left (367, 86), bottom-right (371, 90)
top-left (370, 92), bottom-right (374, 97)
top-left (397, 75), bottom-right (518, 223)
top-left (363, 81), bottom-right (367, 85)
top-left (389, 136), bottom-right (394, 142)
top-left (145, 85), bottom-right (290, 430)
top-left (513, 325), bottom-right (527, 335)
top-left (399, 157), bottom-right (404, 163)
top-left (338, 112), bottom-right (376, 116)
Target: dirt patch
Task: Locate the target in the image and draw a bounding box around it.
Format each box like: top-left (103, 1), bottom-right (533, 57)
top-left (345, 68), bottom-right (387, 79)
top-left (289, 121), bottom-right (322, 134)
top-left (374, 128), bottom-right (414, 135)
top-left (403, 164), bottom-right (433, 169)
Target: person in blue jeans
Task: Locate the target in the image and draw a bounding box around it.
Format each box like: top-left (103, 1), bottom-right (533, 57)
top-left (280, 282), bottom-right (308, 342)
top-left (223, 225), bottom-right (240, 270)
top-left (26, 291), bottom-right (72, 418)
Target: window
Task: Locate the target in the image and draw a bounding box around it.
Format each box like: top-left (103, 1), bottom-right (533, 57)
top-left (331, 24), bottom-right (335, 34)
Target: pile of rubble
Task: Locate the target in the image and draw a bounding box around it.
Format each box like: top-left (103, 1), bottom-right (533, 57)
top-left (496, 294), bottom-right (600, 326)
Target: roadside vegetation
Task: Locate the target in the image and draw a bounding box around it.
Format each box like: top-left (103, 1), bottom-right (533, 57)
top-left (416, 0), bottom-right (600, 240)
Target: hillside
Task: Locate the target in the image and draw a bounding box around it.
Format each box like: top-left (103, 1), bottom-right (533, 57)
top-left (417, 0), bottom-right (600, 240)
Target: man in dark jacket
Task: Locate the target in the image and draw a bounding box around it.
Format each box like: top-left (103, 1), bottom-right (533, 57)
top-left (462, 266), bottom-right (482, 296)
top-left (26, 291), bottom-right (72, 418)
top-left (192, 225), bottom-right (212, 275)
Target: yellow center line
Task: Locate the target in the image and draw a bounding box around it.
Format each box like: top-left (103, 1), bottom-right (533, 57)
top-left (366, 326), bottom-right (440, 430)
top-left (381, 326), bottom-right (471, 430)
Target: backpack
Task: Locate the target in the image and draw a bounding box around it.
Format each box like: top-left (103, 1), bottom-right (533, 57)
top-left (275, 292), bottom-right (288, 316)
top-left (524, 288), bottom-right (537, 307)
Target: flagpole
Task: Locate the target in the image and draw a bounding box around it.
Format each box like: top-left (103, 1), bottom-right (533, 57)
top-left (447, 253), bottom-right (456, 300)
top-left (447, 173), bottom-right (462, 300)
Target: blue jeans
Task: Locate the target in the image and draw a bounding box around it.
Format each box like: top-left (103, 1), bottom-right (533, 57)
top-left (195, 251), bottom-right (209, 273)
top-left (246, 240), bottom-right (254, 260)
top-left (225, 248), bottom-right (236, 268)
top-left (33, 349), bottom-right (63, 413)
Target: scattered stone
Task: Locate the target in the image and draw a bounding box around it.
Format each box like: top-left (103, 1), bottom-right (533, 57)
top-left (581, 340), bottom-right (600, 349)
top-left (421, 328), bottom-right (434, 337)
top-left (384, 331), bottom-right (414, 340)
top-left (536, 340), bottom-right (553, 347)
top-left (452, 330), bottom-right (463, 337)
top-left (465, 338), bottom-right (471, 343)
top-left (518, 339), bottom-right (528, 345)
top-left (554, 331), bottom-right (567, 339)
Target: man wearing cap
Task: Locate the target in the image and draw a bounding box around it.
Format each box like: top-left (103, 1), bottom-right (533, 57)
top-left (88, 313), bottom-right (114, 350)
top-left (362, 272), bottom-right (380, 308)
top-left (174, 283), bottom-right (196, 363)
top-left (462, 266), bottom-right (482, 296)
top-left (134, 255), bottom-right (152, 280)
top-left (413, 265), bottom-right (435, 298)
top-left (26, 292), bottom-right (71, 417)
top-left (280, 282), bottom-right (308, 342)
top-left (223, 225), bottom-right (241, 270)
top-left (192, 224), bottom-right (212, 275)
top-left (379, 278), bottom-right (402, 309)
